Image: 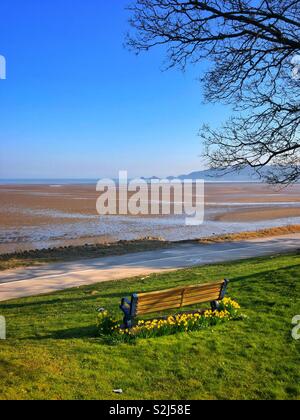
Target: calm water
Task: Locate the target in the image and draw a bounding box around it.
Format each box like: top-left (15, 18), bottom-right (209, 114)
top-left (0, 179), bottom-right (98, 185)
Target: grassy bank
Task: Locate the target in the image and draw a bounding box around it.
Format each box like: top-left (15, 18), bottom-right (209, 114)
top-left (0, 253), bottom-right (299, 400)
top-left (1, 225), bottom-right (300, 272)
top-left (198, 224), bottom-right (300, 244)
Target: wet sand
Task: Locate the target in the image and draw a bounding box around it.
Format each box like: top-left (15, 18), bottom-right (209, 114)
top-left (215, 207), bottom-right (300, 222)
top-left (1, 182), bottom-right (300, 254)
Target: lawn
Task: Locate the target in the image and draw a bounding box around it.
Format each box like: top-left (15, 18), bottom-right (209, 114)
top-left (0, 253), bottom-right (299, 400)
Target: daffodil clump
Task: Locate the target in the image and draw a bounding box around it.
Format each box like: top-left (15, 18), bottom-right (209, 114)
top-left (97, 298), bottom-right (241, 341)
top-left (97, 310), bottom-right (117, 335)
top-left (218, 297), bottom-right (241, 316)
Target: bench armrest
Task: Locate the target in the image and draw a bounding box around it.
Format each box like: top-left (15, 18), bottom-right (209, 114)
top-left (219, 279), bottom-right (229, 300)
top-left (120, 297), bottom-right (131, 315)
top-left (120, 294), bottom-right (138, 328)
top-left (121, 297), bottom-right (131, 307)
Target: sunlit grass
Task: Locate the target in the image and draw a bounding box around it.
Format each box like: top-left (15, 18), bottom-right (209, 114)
top-left (0, 253), bottom-right (299, 400)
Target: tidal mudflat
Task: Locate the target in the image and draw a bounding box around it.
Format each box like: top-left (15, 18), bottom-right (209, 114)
top-left (1, 182), bottom-right (300, 254)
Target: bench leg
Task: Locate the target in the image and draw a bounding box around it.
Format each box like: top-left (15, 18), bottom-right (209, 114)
top-left (120, 294), bottom-right (138, 329)
top-left (211, 279), bottom-right (229, 312)
top-left (123, 314), bottom-right (134, 329)
top-left (211, 301), bottom-right (220, 311)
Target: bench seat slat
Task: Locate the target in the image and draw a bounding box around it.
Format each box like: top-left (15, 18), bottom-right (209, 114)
top-left (180, 282), bottom-right (224, 292)
top-left (137, 302), bottom-right (182, 315)
top-left (137, 284), bottom-right (223, 305)
top-left (137, 289), bottom-right (221, 309)
top-left (137, 299), bottom-right (182, 310)
top-left (183, 287), bottom-right (222, 299)
top-left (182, 294), bottom-right (221, 307)
top-left (138, 291), bottom-right (182, 304)
top-left (138, 293), bottom-right (221, 314)
top-left (138, 281), bottom-right (224, 298)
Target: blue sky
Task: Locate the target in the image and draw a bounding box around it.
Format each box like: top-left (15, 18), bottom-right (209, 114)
top-left (0, 0), bottom-right (230, 179)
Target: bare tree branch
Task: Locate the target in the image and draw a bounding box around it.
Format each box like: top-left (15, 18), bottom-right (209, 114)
top-left (126, 0), bottom-right (300, 184)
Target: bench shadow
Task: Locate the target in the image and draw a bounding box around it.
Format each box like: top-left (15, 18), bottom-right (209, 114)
top-left (27, 325), bottom-right (98, 340)
top-left (0, 294), bottom-right (108, 310)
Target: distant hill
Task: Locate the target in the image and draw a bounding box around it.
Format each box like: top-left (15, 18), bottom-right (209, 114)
top-left (144, 166), bottom-right (277, 182)
top-left (177, 167), bottom-right (265, 182)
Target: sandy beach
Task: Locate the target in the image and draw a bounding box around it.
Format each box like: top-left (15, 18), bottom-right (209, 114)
top-left (1, 182), bottom-right (300, 254)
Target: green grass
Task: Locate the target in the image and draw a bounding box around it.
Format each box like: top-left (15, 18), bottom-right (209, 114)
top-left (0, 253), bottom-right (299, 400)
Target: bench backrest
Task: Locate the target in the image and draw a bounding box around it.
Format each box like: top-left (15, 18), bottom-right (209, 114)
top-left (135, 280), bottom-right (228, 316)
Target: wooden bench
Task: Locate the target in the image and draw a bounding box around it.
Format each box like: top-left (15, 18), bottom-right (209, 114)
top-left (120, 279), bottom-right (229, 328)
